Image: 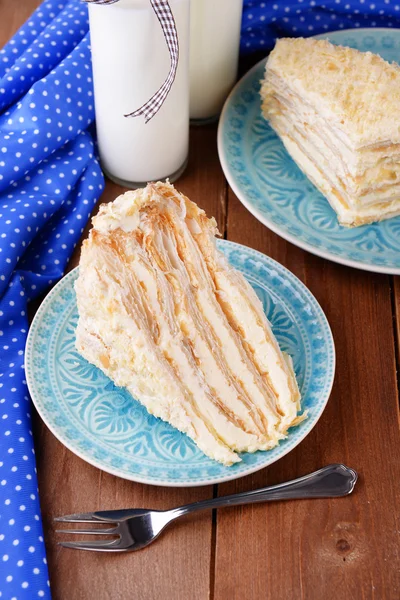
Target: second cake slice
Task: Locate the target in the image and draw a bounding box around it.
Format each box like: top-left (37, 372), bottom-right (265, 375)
top-left (261, 37), bottom-right (400, 227)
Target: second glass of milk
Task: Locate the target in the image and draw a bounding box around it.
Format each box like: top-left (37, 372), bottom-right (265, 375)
top-left (190, 0), bottom-right (243, 123)
top-left (89, 0), bottom-right (190, 187)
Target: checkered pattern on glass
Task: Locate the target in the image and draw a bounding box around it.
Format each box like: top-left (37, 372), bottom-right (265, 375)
top-left (84, 0), bottom-right (179, 122)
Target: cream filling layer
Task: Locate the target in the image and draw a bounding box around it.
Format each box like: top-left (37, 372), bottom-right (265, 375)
top-left (263, 72), bottom-right (400, 178)
top-left (264, 83), bottom-right (400, 200)
top-left (75, 299), bottom-right (241, 464)
top-left (270, 110), bottom-right (400, 207)
top-left (129, 249), bottom-right (272, 450)
top-left (213, 267), bottom-right (300, 430)
top-left (279, 131), bottom-right (400, 224)
top-left (76, 256), bottom-right (242, 464)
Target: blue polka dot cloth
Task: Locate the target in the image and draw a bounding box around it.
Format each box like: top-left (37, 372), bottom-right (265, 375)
top-left (0, 1), bottom-right (104, 598)
top-left (241, 0), bottom-right (400, 53)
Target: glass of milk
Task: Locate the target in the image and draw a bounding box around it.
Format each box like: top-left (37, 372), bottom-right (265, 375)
top-left (189, 0), bottom-right (243, 123)
top-left (89, 0), bottom-right (190, 187)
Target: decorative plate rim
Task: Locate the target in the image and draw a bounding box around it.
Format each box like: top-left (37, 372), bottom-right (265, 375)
top-left (217, 28), bottom-right (400, 276)
top-left (26, 240), bottom-right (335, 487)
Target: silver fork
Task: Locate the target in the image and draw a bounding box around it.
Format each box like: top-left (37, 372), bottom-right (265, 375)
top-left (55, 464), bottom-right (357, 552)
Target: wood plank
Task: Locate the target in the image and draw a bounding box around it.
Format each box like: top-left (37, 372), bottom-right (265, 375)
top-left (213, 190), bottom-right (400, 600)
top-left (0, 0), bottom-right (42, 43)
top-left (38, 438), bottom-right (213, 600)
top-left (393, 277), bottom-right (400, 373)
top-left (36, 125), bottom-right (226, 600)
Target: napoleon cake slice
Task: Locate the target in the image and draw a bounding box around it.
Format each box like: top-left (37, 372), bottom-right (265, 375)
top-left (261, 37), bottom-right (400, 226)
top-left (75, 182), bottom-right (303, 466)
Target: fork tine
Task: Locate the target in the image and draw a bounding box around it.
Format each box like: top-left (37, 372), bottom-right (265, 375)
top-left (54, 512), bottom-right (108, 524)
top-left (58, 539), bottom-right (124, 552)
top-left (55, 527), bottom-right (118, 536)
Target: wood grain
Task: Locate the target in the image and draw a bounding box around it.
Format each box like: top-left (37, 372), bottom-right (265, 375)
top-left (0, 0), bottom-right (42, 42)
top-left (213, 191), bottom-right (400, 600)
top-left (37, 427), bottom-right (213, 600)
top-left (393, 277), bottom-right (400, 373)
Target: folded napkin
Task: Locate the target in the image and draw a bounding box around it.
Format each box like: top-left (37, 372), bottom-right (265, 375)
top-left (0, 1), bottom-right (104, 597)
top-left (241, 0), bottom-right (400, 53)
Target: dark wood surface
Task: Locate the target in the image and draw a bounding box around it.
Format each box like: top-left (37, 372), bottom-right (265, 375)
top-left (3, 3), bottom-right (400, 599)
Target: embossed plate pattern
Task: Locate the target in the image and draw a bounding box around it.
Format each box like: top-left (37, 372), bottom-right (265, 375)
top-left (26, 241), bottom-right (335, 487)
top-left (218, 29), bottom-right (400, 275)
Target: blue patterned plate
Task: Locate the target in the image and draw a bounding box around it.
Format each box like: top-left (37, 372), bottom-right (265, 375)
top-left (218, 29), bottom-right (400, 275)
top-left (25, 241), bottom-right (335, 487)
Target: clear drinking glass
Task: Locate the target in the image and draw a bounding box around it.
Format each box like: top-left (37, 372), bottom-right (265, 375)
top-left (89, 0), bottom-right (190, 187)
top-left (189, 0), bottom-right (243, 124)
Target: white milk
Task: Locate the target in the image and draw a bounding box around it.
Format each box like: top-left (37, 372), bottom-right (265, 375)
top-left (89, 0), bottom-right (190, 186)
top-left (189, 0), bottom-right (243, 121)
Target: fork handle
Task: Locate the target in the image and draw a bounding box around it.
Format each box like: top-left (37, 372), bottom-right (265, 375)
top-left (171, 464), bottom-right (357, 518)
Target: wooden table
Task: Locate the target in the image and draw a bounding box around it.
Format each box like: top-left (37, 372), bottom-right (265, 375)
top-left (3, 3), bottom-right (400, 599)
